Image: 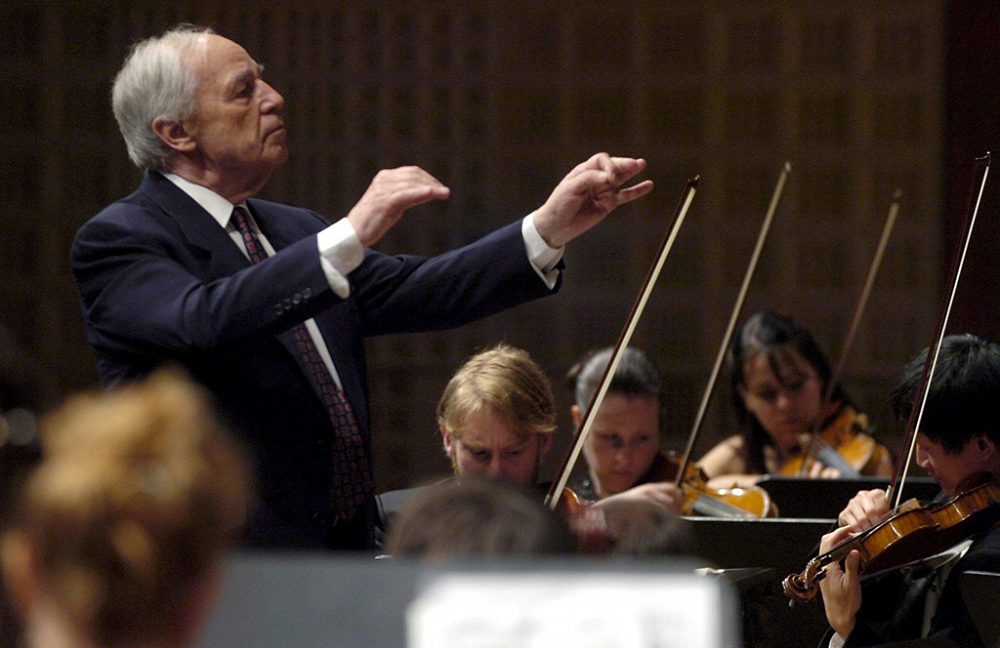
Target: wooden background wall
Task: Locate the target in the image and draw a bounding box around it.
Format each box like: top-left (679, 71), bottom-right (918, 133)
top-left (3, 0), bottom-right (998, 492)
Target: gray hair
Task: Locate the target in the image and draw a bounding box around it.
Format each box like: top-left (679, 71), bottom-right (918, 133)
top-left (112, 25), bottom-right (214, 170)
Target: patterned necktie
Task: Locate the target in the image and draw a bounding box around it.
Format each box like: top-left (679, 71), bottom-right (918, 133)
top-left (231, 205), bottom-right (371, 519)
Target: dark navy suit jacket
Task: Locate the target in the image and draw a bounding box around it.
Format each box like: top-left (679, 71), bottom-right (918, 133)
top-left (72, 171), bottom-right (556, 550)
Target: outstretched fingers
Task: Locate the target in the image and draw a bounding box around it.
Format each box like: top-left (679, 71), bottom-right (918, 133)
top-left (613, 178), bottom-right (655, 205)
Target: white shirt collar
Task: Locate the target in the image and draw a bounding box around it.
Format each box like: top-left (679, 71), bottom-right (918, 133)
top-left (162, 172), bottom-right (241, 228)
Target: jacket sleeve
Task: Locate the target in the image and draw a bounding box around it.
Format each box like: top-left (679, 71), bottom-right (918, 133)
top-left (352, 220), bottom-right (560, 336)
top-left (72, 203), bottom-right (336, 356)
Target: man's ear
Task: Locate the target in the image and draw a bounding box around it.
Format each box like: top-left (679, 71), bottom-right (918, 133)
top-left (538, 432), bottom-right (553, 456)
top-left (152, 116), bottom-right (198, 154)
top-left (440, 425), bottom-right (454, 457)
top-left (975, 435), bottom-right (996, 458)
top-left (570, 404), bottom-right (582, 428)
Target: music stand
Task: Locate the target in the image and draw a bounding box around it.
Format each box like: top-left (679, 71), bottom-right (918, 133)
top-left (960, 570), bottom-right (1000, 648)
top-left (755, 476), bottom-right (940, 519)
top-left (196, 553), bottom-right (740, 648)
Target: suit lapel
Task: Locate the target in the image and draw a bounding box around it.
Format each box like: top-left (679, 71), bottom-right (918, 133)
top-left (139, 171), bottom-right (250, 277)
top-left (141, 174), bottom-right (370, 431)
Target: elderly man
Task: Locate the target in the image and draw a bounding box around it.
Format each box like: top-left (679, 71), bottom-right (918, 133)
top-left (71, 25), bottom-right (653, 551)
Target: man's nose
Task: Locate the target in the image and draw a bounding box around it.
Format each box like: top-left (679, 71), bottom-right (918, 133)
top-left (486, 456), bottom-right (503, 479)
top-left (259, 80), bottom-right (285, 112)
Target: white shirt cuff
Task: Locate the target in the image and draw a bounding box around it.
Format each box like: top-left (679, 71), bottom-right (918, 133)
top-left (522, 213), bottom-right (563, 289)
top-left (317, 218), bottom-right (365, 299)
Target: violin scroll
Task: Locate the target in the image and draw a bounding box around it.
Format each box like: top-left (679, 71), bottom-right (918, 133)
top-left (781, 557), bottom-right (828, 605)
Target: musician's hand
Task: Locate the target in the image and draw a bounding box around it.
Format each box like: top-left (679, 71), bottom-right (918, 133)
top-left (808, 462), bottom-right (843, 479)
top-left (601, 482), bottom-right (683, 514)
top-left (837, 488), bottom-right (890, 532)
top-left (818, 525), bottom-right (862, 641)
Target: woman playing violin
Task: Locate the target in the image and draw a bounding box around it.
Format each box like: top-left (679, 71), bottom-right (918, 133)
top-left (699, 311), bottom-right (893, 488)
top-left (818, 334), bottom-right (1000, 648)
top-left (567, 346), bottom-right (683, 511)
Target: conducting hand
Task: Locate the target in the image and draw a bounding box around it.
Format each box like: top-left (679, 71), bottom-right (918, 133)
top-left (532, 153), bottom-right (654, 248)
top-left (347, 166), bottom-right (451, 247)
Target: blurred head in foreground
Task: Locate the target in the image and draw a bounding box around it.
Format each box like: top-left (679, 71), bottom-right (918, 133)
top-left (386, 477), bottom-right (574, 560)
top-left (1, 369), bottom-right (251, 648)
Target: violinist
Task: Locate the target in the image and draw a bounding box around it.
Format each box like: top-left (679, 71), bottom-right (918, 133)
top-left (699, 311), bottom-right (893, 488)
top-left (376, 344), bottom-right (682, 546)
top-left (567, 346), bottom-right (682, 511)
top-left (818, 334), bottom-right (1000, 648)
top-left (438, 344), bottom-right (557, 488)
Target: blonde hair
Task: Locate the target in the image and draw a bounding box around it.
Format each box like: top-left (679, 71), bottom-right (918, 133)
top-left (437, 345), bottom-right (556, 442)
top-left (5, 369), bottom-right (251, 645)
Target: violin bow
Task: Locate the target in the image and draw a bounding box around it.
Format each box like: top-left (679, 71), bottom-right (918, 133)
top-left (545, 177), bottom-right (699, 510)
top-left (796, 189), bottom-right (903, 477)
top-left (888, 153), bottom-right (991, 509)
top-left (674, 162), bottom-right (791, 486)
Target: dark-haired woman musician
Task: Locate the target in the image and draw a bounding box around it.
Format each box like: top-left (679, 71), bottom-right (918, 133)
top-left (699, 311), bottom-right (892, 488)
top-left (567, 346), bottom-right (682, 510)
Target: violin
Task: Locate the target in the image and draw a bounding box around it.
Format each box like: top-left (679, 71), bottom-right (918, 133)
top-left (646, 452), bottom-right (778, 517)
top-left (783, 473), bottom-right (1000, 604)
top-left (778, 407), bottom-right (892, 478)
top-left (551, 486), bottom-right (615, 554)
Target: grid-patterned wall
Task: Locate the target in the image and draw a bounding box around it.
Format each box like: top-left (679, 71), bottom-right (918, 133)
top-left (0, 1), bottom-right (943, 490)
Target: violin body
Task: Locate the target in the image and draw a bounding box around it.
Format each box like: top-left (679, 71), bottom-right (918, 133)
top-left (778, 406), bottom-right (892, 478)
top-left (681, 478), bottom-right (777, 518)
top-left (651, 452), bottom-right (779, 518)
top-left (783, 477), bottom-right (1000, 604)
top-left (551, 486), bottom-right (615, 554)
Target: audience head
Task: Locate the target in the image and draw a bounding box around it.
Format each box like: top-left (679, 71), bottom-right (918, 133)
top-left (386, 477), bottom-right (574, 560)
top-left (890, 333), bottom-right (1000, 494)
top-left (1, 369), bottom-right (251, 648)
top-left (599, 498), bottom-right (695, 556)
top-left (566, 347), bottom-right (664, 497)
top-left (438, 345), bottom-right (556, 486)
top-left (728, 311), bottom-right (845, 473)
